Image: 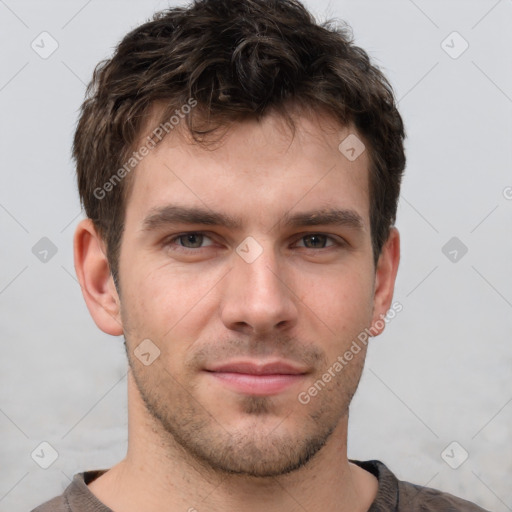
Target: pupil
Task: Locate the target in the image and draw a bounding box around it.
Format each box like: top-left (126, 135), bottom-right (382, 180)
top-left (180, 234), bottom-right (326, 249)
top-left (184, 234), bottom-right (202, 248)
top-left (306, 234), bottom-right (325, 248)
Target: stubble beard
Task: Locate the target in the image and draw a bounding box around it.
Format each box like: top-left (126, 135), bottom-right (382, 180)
top-left (125, 336), bottom-right (363, 479)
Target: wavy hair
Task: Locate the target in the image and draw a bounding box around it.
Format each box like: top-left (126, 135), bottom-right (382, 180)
top-left (73, 0), bottom-right (406, 287)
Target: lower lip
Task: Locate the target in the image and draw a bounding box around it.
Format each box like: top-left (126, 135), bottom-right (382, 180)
top-left (206, 371), bottom-right (306, 395)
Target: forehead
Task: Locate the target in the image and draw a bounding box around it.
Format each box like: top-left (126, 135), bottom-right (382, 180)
top-left (124, 107), bottom-right (371, 232)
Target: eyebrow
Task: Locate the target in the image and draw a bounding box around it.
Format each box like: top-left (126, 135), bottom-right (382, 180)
top-left (140, 205), bottom-right (364, 233)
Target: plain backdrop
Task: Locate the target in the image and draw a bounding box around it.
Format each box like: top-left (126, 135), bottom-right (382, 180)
top-left (1, 0), bottom-right (511, 511)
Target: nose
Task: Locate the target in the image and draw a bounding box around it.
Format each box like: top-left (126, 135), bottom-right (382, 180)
top-left (220, 241), bottom-right (299, 335)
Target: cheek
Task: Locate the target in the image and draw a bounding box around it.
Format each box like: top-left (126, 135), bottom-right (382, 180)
top-left (294, 265), bottom-right (374, 334)
top-left (121, 258), bottom-right (222, 343)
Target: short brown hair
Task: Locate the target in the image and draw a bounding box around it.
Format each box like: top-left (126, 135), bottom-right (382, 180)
top-left (73, 0), bottom-right (405, 289)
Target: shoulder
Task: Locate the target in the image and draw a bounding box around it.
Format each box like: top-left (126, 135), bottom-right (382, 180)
top-left (350, 459), bottom-right (491, 512)
top-left (397, 478), bottom-right (491, 511)
top-left (30, 469), bottom-right (109, 512)
top-left (31, 494), bottom-right (69, 512)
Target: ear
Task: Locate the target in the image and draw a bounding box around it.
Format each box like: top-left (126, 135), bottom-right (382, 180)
top-left (369, 227), bottom-right (400, 336)
top-left (73, 218), bottom-right (123, 336)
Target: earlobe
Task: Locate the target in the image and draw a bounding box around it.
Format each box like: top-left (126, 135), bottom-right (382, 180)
top-left (369, 227), bottom-right (400, 337)
top-left (73, 218), bottom-right (124, 336)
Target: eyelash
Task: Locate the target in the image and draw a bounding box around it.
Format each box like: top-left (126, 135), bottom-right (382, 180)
top-left (163, 232), bottom-right (345, 254)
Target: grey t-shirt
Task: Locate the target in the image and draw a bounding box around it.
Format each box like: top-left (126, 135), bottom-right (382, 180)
top-left (31, 459), bottom-right (491, 511)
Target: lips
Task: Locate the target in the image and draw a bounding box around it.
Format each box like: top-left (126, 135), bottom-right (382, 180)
top-left (205, 360), bottom-right (309, 375)
top-left (204, 360), bottom-right (309, 396)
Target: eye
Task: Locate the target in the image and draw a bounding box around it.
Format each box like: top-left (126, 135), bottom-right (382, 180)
top-left (295, 234), bottom-right (338, 249)
top-left (163, 231), bottom-right (344, 255)
top-left (165, 232), bottom-right (215, 251)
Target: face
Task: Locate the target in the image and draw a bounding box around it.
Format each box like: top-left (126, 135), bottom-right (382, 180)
top-left (115, 109), bottom-right (393, 477)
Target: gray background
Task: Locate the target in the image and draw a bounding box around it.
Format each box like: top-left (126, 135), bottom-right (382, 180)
top-left (1, 0), bottom-right (511, 510)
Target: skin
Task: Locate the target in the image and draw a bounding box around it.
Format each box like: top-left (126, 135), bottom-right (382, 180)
top-left (74, 106), bottom-right (400, 512)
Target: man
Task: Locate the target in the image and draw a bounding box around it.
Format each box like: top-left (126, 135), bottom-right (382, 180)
top-left (33, 0), bottom-right (490, 510)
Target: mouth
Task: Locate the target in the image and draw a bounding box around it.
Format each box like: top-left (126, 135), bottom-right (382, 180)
top-left (204, 360), bottom-right (310, 396)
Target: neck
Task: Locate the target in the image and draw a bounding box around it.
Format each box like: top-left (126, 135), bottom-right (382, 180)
top-left (88, 371), bottom-right (377, 512)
